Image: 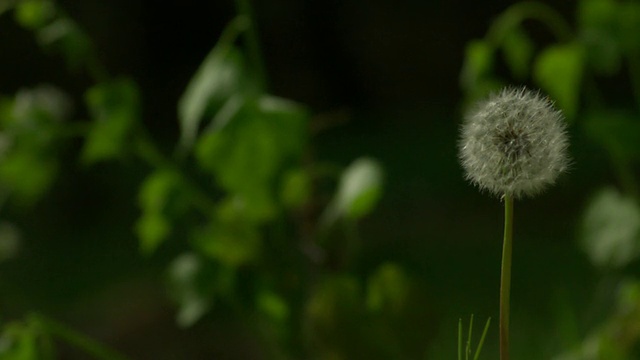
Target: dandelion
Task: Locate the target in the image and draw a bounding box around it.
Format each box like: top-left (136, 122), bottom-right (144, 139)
top-left (458, 87), bottom-right (570, 360)
top-left (459, 87), bottom-right (569, 199)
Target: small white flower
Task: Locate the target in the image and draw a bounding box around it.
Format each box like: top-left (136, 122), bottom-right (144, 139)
top-left (459, 87), bottom-right (570, 199)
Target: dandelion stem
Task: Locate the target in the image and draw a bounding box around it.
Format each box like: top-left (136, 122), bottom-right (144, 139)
top-left (500, 194), bottom-right (514, 360)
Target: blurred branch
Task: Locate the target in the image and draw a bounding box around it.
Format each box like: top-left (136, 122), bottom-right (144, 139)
top-left (486, 1), bottom-right (573, 45)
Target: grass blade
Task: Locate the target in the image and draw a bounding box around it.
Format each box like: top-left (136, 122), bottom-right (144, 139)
top-left (466, 314), bottom-right (474, 360)
top-left (473, 317), bottom-right (492, 360)
top-left (458, 318), bottom-right (463, 360)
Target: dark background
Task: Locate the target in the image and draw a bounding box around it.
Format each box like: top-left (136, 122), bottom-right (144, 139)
top-left (0, 0), bottom-right (612, 359)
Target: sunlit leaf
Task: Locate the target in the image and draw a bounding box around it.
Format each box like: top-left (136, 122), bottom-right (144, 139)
top-left (502, 27), bottom-right (534, 80)
top-left (166, 253), bottom-right (213, 328)
top-left (534, 43), bottom-right (584, 120)
top-left (82, 79), bottom-right (139, 164)
top-left (14, 0), bottom-right (55, 30)
top-left (178, 41), bottom-right (244, 151)
top-left (327, 157), bottom-right (384, 222)
top-left (580, 187), bottom-right (640, 269)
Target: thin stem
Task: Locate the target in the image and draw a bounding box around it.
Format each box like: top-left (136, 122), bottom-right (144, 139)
top-left (234, 0), bottom-right (267, 91)
top-left (31, 314), bottom-right (131, 360)
top-left (474, 317), bottom-right (492, 360)
top-left (500, 195), bottom-right (514, 360)
top-left (458, 318), bottom-right (463, 360)
top-left (466, 314), bottom-right (473, 360)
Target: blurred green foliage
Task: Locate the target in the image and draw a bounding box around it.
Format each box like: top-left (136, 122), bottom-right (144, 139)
top-left (4, 0), bottom-right (640, 358)
top-left (0, 0), bottom-right (446, 359)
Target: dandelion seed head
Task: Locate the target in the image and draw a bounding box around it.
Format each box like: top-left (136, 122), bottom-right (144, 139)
top-left (459, 87), bottom-right (570, 199)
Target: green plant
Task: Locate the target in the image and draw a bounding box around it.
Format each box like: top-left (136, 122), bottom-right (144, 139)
top-left (461, 0), bottom-right (640, 358)
top-left (134, 4), bottom-right (393, 355)
top-left (0, 0), bottom-right (454, 359)
top-left (459, 87), bottom-right (570, 359)
top-left (458, 315), bottom-right (491, 360)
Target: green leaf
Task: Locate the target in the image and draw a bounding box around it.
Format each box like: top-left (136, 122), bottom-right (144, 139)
top-left (0, 322), bottom-right (39, 360)
top-left (3, 85), bottom-right (71, 155)
top-left (136, 213), bottom-right (170, 255)
top-left (501, 27), bottom-right (534, 80)
top-left (280, 168), bottom-right (311, 208)
top-left (0, 222), bottom-right (20, 263)
top-left (580, 187), bottom-right (640, 269)
top-left (178, 17), bottom-right (252, 151)
top-left (257, 291), bottom-right (290, 323)
top-left (178, 43), bottom-right (244, 151)
top-left (366, 263), bottom-right (409, 314)
top-left (138, 170), bottom-right (181, 212)
top-left (193, 220), bottom-right (261, 267)
top-left (0, 151), bottom-right (56, 205)
top-left (14, 0), bottom-right (55, 30)
top-left (195, 95), bottom-right (308, 220)
top-left (82, 79), bottom-right (139, 164)
top-left (257, 95), bottom-right (308, 156)
top-left (534, 43), bottom-right (584, 120)
top-left (135, 170), bottom-right (183, 254)
top-left (166, 253), bottom-right (213, 327)
top-left (330, 157), bottom-right (384, 221)
top-left (36, 17), bottom-right (92, 70)
top-left (460, 40), bottom-right (494, 91)
top-left (0, 86), bottom-right (73, 206)
top-left (12, 85), bottom-right (72, 127)
top-left (583, 110), bottom-right (640, 160)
